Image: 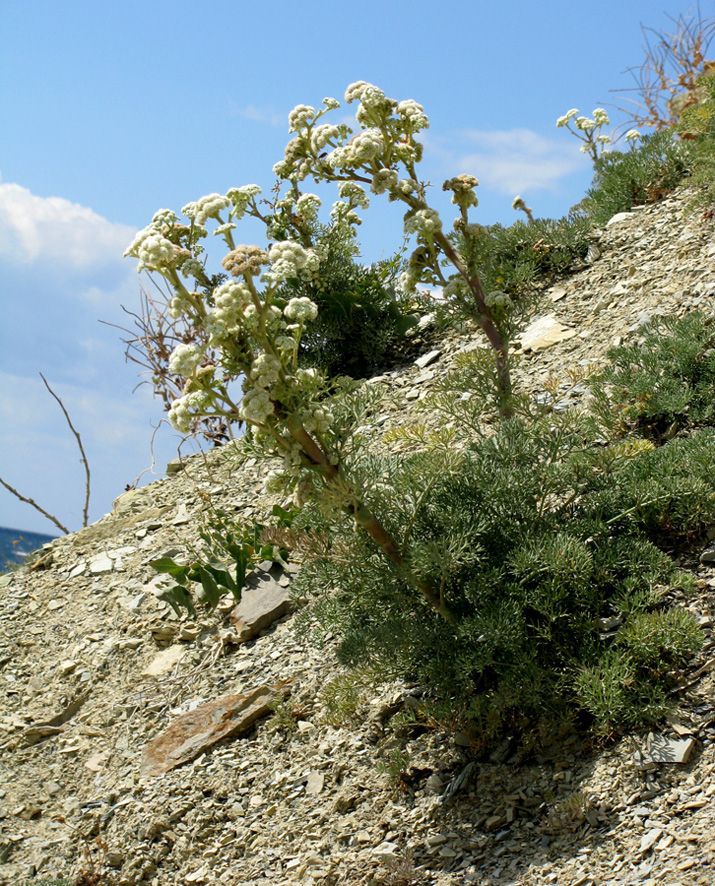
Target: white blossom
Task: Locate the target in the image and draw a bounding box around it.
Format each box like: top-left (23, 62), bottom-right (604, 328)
top-left (182, 193), bottom-right (231, 225)
top-left (404, 208), bottom-right (442, 236)
top-left (168, 343), bottom-right (204, 378)
top-left (284, 296), bottom-right (318, 322)
top-left (288, 104), bottom-right (316, 133)
top-left (239, 388), bottom-right (275, 424)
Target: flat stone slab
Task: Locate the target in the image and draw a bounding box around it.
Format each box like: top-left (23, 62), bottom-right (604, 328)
top-left (231, 565), bottom-right (293, 642)
top-left (518, 313), bottom-right (577, 352)
top-left (142, 644), bottom-right (186, 678)
top-left (645, 733), bottom-right (696, 764)
top-left (141, 685), bottom-right (275, 776)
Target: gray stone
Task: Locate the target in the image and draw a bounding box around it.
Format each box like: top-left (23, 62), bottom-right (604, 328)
top-left (518, 314), bottom-right (576, 352)
top-left (414, 349), bottom-right (441, 369)
top-left (141, 644), bottom-right (186, 678)
top-left (230, 567), bottom-right (293, 642)
top-left (644, 733), bottom-right (696, 764)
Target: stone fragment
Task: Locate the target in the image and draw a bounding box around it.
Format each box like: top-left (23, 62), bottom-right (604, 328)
top-left (639, 828), bottom-right (662, 853)
top-left (518, 314), bottom-right (576, 352)
top-left (305, 771), bottom-right (324, 795)
top-left (607, 211), bottom-right (632, 227)
top-left (230, 566), bottom-right (292, 642)
top-left (84, 750), bottom-right (110, 772)
top-left (644, 733), bottom-right (696, 764)
top-left (141, 685), bottom-right (276, 776)
top-left (141, 645), bottom-right (186, 678)
top-left (89, 553), bottom-right (113, 574)
top-left (414, 349), bottom-right (441, 369)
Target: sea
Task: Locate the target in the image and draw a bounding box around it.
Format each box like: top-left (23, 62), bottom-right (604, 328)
top-left (0, 526), bottom-right (57, 572)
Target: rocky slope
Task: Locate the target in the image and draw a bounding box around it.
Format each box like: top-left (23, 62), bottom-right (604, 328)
top-left (3, 186), bottom-right (715, 886)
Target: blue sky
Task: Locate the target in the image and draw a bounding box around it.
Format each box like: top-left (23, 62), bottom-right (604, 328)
top-left (0, 0), bottom-right (706, 534)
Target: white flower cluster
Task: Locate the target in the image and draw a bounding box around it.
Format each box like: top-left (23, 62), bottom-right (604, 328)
top-left (239, 388), bottom-right (275, 425)
top-left (556, 109), bottom-right (579, 127)
top-left (310, 123), bottom-right (340, 154)
top-left (167, 390), bottom-right (211, 433)
top-left (168, 343), bottom-right (204, 378)
top-left (344, 81), bottom-right (371, 103)
top-left (338, 181), bottom-right (369, 208)
top-left (404, 208), bottom-right (442, 236)
top-left (203, 281), bottom-right (253, 341)
top-left (182, 193), bottom-right (231, 226)
top-left (371, 168), bottom-right (399, 195)
top-left (250, 353), bottom-right (282, 389)
top-left (124, 209), bottom-right (184, 272)
top-left (226, 185), bottom-right (262, 221)
top-left (354, 85), bottom-right (396, 126)
top-left (326, 128), bottom-right (385, 169)
top-left (397, 99), bottom-right (429, 130)
top-left (288, 104), bottom-right (316, 133)
top-left (295, 193), bottom-right (322, 220)
top-left (300, 405), bottom-right (333, 435)
top-left (485, 290), bottom-right (512, 311)
top-left (284, 296), bottom-right (318, 322)
top-left (265, 240), bottom-right (321, 284)
top-left (263, 469), bottom-right (288, 495)
top-left (625, 129), bottom-right (642, 143)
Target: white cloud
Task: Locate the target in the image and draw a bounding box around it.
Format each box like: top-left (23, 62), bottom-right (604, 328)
top-left (427, 129), bottom-right (584, 194)
top-left (0, 177), bottom-right (136, 268)
top-left (234, 104), bottom-right (284, 127)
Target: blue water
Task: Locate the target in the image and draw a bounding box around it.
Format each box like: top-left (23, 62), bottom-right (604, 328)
top-left (0, 526), bottom-right (57, 571)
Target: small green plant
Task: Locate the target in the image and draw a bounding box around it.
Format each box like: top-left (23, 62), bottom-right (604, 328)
top-left (377, 747), bottom-right (411, 783)
top-left (320, 668), bottom-right (378, 726)
top-left (382, 850), bottom-right (417, 886)
top-left (581, 129), bottom-right (689, 225)
top-left (544, 790), bottom-right (597, 832)
top-left (556, 107), bottom-right (615, 161)
top-left (150, 504), bottom-right (293, 616)
top-left (266, 697), bottom-right (299, 734)
top-left (618, 608), bottom-right (703, 673)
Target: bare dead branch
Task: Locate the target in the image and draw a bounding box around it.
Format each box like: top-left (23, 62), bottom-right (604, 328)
top-left (39, 373), bottom-right (91, 528)
top-left (610, 5), bottom-right (715, 130)
top-left (0, 475), bottom-right (70, 535)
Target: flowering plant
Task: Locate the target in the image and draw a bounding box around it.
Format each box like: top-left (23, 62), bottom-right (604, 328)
top-left (124, 110), bottom-right (457, 620)
top-left (274, 84), bottom-right (517, 412)
top-left (557, 108), bottom-right (643, 163)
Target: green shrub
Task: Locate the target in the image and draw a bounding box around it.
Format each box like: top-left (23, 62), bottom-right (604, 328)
top-left (449, 212), bottom-right (592, 313)
top-left (618, 608), bottom-right (703, 672)
top-left (574, 650), bottom-right (670, 736)
top-left (582, 130), bottom-right (689, 226)
top-left (279, 224), bottom-right (418, 378)
top-left (589, 312), bottom-right (715, 439)
top-left (293, 404), bottom-right (704, 743)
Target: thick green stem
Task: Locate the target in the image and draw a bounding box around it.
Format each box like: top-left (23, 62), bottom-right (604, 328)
top-left (283, 413), bottom-right (456, 623)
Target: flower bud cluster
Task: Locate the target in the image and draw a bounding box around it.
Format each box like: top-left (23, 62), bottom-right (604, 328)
top-left (404, 208), bottom-right (442, 237)
top-left (222, 244), bottom-right (270, 277)
top-left (168, 343), bottom-right (204, 377)
top-left (182, 193), bottom-right (231, 226)
top-left (168, 389), bottom-right (212, 433)
top-left (265, 240), bottom-right (321, 284)
top-left (557, 107), bottom-right (613, 161)
top-left (284, 296), bottom-right (319, 322)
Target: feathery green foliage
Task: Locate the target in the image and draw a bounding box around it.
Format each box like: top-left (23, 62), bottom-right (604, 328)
top-left (589, 311), bottom-right (715, 439)
top-left (582, 130), bottom-right (689, 226)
